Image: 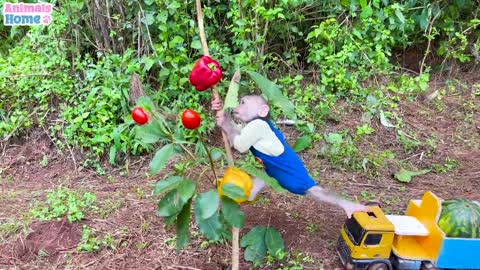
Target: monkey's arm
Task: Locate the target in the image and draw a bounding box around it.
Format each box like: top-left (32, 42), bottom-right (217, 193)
top-left (216, 111), bottom-right (239, 146)
top-left (306, 186), bottom-right (369, 218)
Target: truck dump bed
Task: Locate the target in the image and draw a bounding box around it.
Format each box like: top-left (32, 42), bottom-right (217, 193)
top-left (405, 191), bottom-right (480, 269)
top-left (390, 192), bottom-right (443, 261)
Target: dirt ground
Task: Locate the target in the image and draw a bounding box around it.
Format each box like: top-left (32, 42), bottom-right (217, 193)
top-left (0, 74), bottom-right (479, 270)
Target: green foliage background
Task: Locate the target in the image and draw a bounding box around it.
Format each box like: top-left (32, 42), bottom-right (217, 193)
top-left (1, 0), bottom-right (479, 159)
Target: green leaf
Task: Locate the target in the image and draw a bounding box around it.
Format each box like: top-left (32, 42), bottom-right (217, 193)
top-left (149, 144), bottom-right (177, 175)
top-left (196, 212), bottom-right (222, 241)
top-left (221, 197), bottom-right (245, 228)
top-left (190, 39), bottom-right (202, 51)
top-left (359, 0), bottom-right (367, 8)
top-left (195, 190), bottom-right (220, 220)
top-left (154, 176), bottom-right (184, 195)
top-left (112, 126), bottom-right (121, 150)
top-left (419, 7), bottom-right (429, 31)
top-left (240, 164), bottom-right (286, 193)
top-left (223, 70), bottom-right (241, 111)
top-left (157, 190), bottom-right (185, 217)
top-left (164, 214), bottom-right (177, 226)
top-left (141, 56), bottom-right (155, 72)
top-left (177, 180), bottom-right (196, 202)
top-left (292, 135), bottom-right (312, 152)
top-left (265, 228), bottom-right (285, 258)
top-left (360, 5), bottom-right (373, 19)
top-left (366, 95), bottom-right (379, 108)
top-left (157, 180), bottom-right (195, 217)
top-left (379, 110), bottom-right (395, 128)
top-left (221, 183), bottom-right (247, 201)
top-left (135, 122), bottom-right (165, 144)
top-left (241, 226), bottom-right (267, 263)
top-left (246, 71), bottom-right (296, 120)
top-left (136, 96), bottom-right (156, 112)
top-left (395, 8), bottom-right (405, 24)
top-left (109, 145), bottom-right (116, 165)
top-left (176, 199), bottom-right (191, 251)
top-left (394, 168), bottom-right (431, 183)
top-left (241, 226), bottom-right (267, 247)
top-left (244, 244), bottom-right (267, 263)
top-left (143, 12), bottom-right (155, 25)
top-left (325, 133), bottom-right (343, 144)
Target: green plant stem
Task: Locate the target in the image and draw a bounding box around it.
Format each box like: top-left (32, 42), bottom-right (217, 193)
top-left (199, 137), bottom-right (218, 187)
top-left (177, 142), bottom-right (196, 160)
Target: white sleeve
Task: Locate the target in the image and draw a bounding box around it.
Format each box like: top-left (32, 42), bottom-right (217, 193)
top-left (233, 120), bottom-right (270, 153)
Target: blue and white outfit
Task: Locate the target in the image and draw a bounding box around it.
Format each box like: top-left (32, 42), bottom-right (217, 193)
top-left (233, 118), bottom-right (316, 195)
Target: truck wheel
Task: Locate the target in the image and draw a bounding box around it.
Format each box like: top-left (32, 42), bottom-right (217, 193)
top-left (420, 261), bottom-right (438, 270)
top-left (368, 263), bottom-right (388, 270)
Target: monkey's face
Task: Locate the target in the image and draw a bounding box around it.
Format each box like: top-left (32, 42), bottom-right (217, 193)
top-left (233, 96), bottom-right (263, 123)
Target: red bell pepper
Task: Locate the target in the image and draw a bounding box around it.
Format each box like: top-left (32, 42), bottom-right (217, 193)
top-left (189, 56), bottom-right (222, 91)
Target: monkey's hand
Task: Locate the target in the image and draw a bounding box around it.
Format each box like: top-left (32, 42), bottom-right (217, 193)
top-left (215, 111), bottom-right (227, 127)
top-left (211, 96), bottom-right (223, 111)
top-left (341, 201), bottom-right (370, 219)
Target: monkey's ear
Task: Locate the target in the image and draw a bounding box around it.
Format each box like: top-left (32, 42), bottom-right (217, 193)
top-left (258, 104), bottom-right (269, 118)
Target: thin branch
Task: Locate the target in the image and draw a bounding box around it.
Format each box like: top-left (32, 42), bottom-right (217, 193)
top-left (420, 9), bottom-right (441, 75)
top-left (136, 0), bottom-right (163, 68)
top-left (194, 1), bottom-right (237, 270)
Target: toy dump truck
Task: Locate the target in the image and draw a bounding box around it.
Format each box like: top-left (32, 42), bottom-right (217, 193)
top-left (336, 191), bottom-right (480, 270)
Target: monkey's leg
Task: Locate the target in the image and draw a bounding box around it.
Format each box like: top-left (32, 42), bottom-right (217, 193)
top-left (248, 177), bottom-right (266, 201)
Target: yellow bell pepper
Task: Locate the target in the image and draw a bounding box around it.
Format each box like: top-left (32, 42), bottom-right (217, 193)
top-left (217, 168), bottom-right (253, 203)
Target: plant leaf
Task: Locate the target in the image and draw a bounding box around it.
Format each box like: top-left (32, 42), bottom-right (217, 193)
top-left (394, 168), bottom-right (431, 183)
top-left (265, 228), bottom-right (285, 258)
top-left (157, 180), bottom-right (195, 217)
top-left (177, 179), bottom-right (196, 202)
top-left (244, 244), bottom-right (267, 263)
top-left (241, 226), bottom-right (267, 263)
top-left (109, 145), bottom-right (116, 165)
top-left (292, 135), bottom-right (312, 152)
top-left (246, 71), bottom-right (296, 120)
top-left (195, 212), bottom-right (222, 241)
top-left (239, 164), bottom-right (286, 193)
top-left (379, 110), bottom-right (395, 128)
top-left (195, 190), bottom-right (220, 220)
top-left (136, 96), bottom-right (156, 112)
top-left (361, 5), bottom-right (373, 19)
top-left (154, 175), bottom-right (184, 195)
top-left (176, 199), bottom-right (191, 251)
top-left (157, 190), bottom-right (185, 217)
top-left (241, 226), bottom-right (267, 247)
top-left (221, 197), bottom-right (245, 228)
top-left (149, 144), bottom-right (177, 175)
top-left (223, 69), bottom-right (241, 111)
top-left (164, 214), bottom-right (177, 226)
top-left (360, 0), bottom-right (367, 8)
top-left (395, 8), bottom-right (405, 24)
top-left (221, 183), bottom-right (247, 201)
top-left (135, 123), bottom-right (162, 144)
top-left (325, 133), bottom-right (343, 144)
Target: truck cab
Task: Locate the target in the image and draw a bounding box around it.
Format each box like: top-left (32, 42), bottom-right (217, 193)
top-left (337, 206), bottom-right (395, 270)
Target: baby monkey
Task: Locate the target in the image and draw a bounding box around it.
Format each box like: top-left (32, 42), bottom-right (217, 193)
top-left (212, 94), bottom-right (368, 218)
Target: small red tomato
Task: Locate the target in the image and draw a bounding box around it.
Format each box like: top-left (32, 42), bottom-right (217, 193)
top-left (181, 109), bottom-right (201, 129)
top-left (131, 107), bottom-right (148, 125)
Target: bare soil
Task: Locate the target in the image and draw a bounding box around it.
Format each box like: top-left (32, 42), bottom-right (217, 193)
top-left (0, 74), bottom-right (479, 270)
